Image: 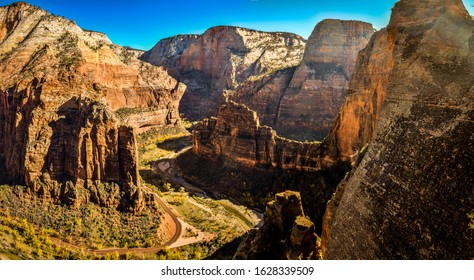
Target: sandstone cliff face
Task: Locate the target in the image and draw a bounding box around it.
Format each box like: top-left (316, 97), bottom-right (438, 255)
top-left (234, 191), bottom-right (320, 260)
top-left (190, 101), bottom-right (349, 227)
top-left (0, 2), bottom-right (185, 133)
top-left (0, 2), bottom-right (182, 211)
top-left (141, 26), bottom-right (305, 120)
top-left (324, 0), bottom-right (474, 259)
top-left (193, 101), bottom-right (336, 172)
top-left (274, 20), bottom-right (374, 140)
top-left (231, 67), bottom-right (296, 127)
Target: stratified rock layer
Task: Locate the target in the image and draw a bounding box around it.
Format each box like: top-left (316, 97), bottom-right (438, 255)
top-left (274, 20), bottom-right (374, 140)
top-left (190, 101), bottom-right (349, 227)
top-left (0, 2), bottom-right (183, 211)
top-left (324, 0), bottom-right (474, 259)
top-left (193, 101), bottom-right (335, 172)
top-left (233, 191), bottom-right (320, 260)
top-left (141, 26), bottom-right (305, 120)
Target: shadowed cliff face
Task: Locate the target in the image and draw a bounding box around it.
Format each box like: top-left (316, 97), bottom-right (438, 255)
top-left (0, 2), bottom-right (181, 212)
top-left (141, 26), bottom-right (306, 120)
top-left (234, 191), bottom-right (320, 260)
top-left (324, 0), bottom-right (474, 259)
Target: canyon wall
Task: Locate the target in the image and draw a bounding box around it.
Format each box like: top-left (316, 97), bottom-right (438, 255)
top-left (192, 0), bottom-right (473, 259)
top-left (144, 21), bottom-right (373, 142)
top-left (273, 20), bottom-right (374, 140)
top-left (193, 101), bottom-right (337, 172)
top-left (323, 0), bottom-right (474, 259)
top-left (0, 2), bottom-right (184, 211)
top-left (141, 26), bottom-right (306, 120)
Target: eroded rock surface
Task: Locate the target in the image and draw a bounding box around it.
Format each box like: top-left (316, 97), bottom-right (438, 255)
top-left (0, 2), bottom-right (181, 211)
top-left (233, 191), bottom-right (320, 260)
top-left (274, 20), bottom-right (374, 140)
top-left (141, 26), bottom-right (305, 120)
top-left (324, 0), bottom-right (474, 259)
top-left (193, 101), bottom-right (336, 172)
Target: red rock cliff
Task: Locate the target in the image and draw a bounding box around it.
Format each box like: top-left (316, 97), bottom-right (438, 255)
top-left (274, 20), bottom-right (374, 140)
top-left (323, 0), bottom-right (474, 259)
top-left (0, 2), bottom-right (183, 211)
top-left (141, 26), bottom-right (305, 120)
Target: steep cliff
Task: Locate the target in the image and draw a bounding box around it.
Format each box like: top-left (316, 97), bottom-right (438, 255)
top-left (193, 101), bottom-right (336, 172)
top-left (141, 26), bottom-right (305, 120)
top-left (234, 191), bottom-right (320, 260)
top-left (188, 101), bottom-right (348, 227)
top-left (144, 21), bottom-right (373, 142)
top-left (324, 0), bottom-right (474, 259)
top-left (274, 20), bottom-right (374, 140)
top-left (0, 2), bottom-right (183, 211)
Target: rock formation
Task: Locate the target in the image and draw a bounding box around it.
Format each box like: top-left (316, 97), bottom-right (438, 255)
top-left (233, 191), bottom-right (320, 260)
top-left (141, 26), bottom-right (305, 120)
top-left (323, 0), bottom-right (474, 259)
top-left (0, 2), bottom-right (184, 212)
top-left (189, 101), bottom-right (349, 227)
top-left (193, 101), bottom-right (336, 172)
top-left (192, 0), bottom-right (473, 259)
top-left (273, 20), bottom-right (374, 140)
top-left (143, 21), bottom-right (373, 142)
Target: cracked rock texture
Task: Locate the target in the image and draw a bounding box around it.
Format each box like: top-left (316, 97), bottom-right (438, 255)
top-left (323, 0), bottom-right (474, 259)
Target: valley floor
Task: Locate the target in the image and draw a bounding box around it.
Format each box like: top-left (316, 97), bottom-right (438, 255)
top-left (0, 127), bottom-right (260, 260)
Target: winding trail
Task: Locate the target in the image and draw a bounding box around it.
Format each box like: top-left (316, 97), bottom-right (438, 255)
top-left (51, 193), bottom-right (189, 256)
top-left (50, 174), bottom-right (208, 257)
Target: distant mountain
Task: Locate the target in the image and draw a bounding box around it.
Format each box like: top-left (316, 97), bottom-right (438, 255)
top-left (141, 26), bottom-right (306, 121)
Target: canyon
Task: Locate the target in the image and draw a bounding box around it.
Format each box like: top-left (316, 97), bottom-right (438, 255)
top-left (0, 0), bottom-right (472, 260)
top-left (190, 0), bottom-right (473, 259)
top-left (142, 21), bottom-right (374, 141)
top-left (0, 2), bottom-right (184, 211)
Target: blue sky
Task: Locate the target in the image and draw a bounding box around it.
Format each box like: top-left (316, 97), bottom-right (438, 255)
top-left (2, 0), bottom-right (473, 50)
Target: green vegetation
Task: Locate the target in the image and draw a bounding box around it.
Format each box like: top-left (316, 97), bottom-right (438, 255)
top-left (0, 215), bottom-right (88, 260)
top-left (119, 47), bottom-right (134, 65)
top-left (137, 127), bottom-right (191, 168)
top-left (56, 31), bottom-right (82, 70)
top-left (0, 185), bottom-right (164, 255)
top-left (162, 190), bottom-right (257, 243)
top-left (114, 107), bottom-right (154, 120)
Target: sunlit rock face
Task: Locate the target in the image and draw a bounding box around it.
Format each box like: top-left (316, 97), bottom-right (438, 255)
top-left (141, 26), bottom-right (306, 121)
top-left (273, 20), bottom-right (374, 141)
top-left (323, 0), bottom-right (474, 259)
top-left (0, 2), bottom-right (182, 212)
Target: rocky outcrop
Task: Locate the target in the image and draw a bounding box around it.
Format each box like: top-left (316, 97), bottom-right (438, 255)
top-left (193, 101), bottom-right (337, 172)
top-left (274, 20), bottom-right (374, 140)
top-left (0, 2), bottom-right (183, 211)
top-left (323, 0), bottom-right (474, 259)
top-left (141, 26), bottom-right (305, 120)
top-left (234, 191), bottom-right (320, 260)
top-left (190, 101), bottom-right (349, 227)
